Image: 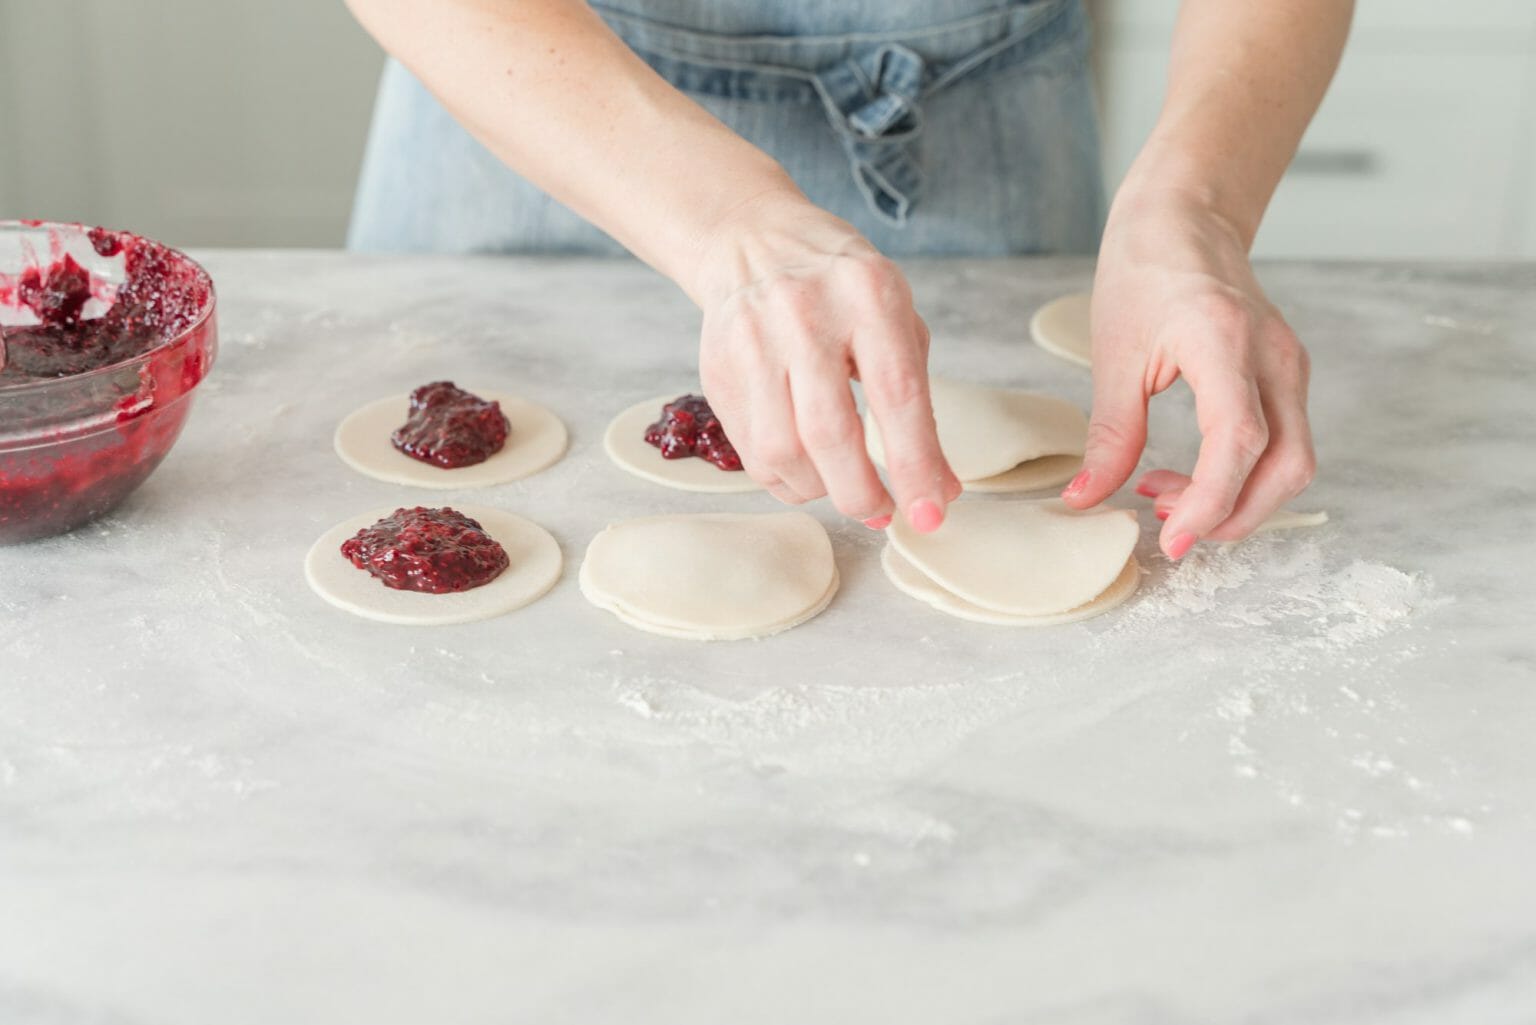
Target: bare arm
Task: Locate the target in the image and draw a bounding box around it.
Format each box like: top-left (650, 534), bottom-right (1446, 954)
top-left (1064, 0), bottom-right (1354, 556)
top-left (346, 0), bottom-right (959, 531)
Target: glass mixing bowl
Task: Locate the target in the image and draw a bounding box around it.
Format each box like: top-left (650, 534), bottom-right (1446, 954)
top-left (0, 221), bottom-right (218, 543)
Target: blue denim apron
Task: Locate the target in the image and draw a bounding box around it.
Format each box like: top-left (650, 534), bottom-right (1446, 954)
top-left (348, 0), bottom-right (1104, 257)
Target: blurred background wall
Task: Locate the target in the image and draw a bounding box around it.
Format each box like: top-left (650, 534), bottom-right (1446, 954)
top-left (2, 0), bottom-right (1534, 258)
top-left (0, 0), bottom-right (383, 247)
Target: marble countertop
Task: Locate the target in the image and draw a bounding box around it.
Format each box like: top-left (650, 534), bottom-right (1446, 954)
top-left (2, 253), bottom-right (1533, 1024)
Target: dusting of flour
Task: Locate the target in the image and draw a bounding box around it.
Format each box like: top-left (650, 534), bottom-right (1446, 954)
top-left (1112, 535), bottom-right (1445, 656)
top-left (594, 528), bottom-right (1459, 843)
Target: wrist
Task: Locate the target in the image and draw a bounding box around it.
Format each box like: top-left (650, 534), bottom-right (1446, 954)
top-left (1110, 135), bottom-right (1261, 251)
top-left (679, 184), bottom-right (864, 308)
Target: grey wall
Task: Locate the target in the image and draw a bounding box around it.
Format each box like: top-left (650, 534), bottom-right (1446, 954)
top-left (0, 0), bottom-right (385, 248)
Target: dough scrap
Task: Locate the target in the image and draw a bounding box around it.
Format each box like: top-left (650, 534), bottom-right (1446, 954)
top-left (887, 498), bottom-right (1139, 617)
top-left (580, 511), bottom-right (837, 640)
top-left (304, 505), bottom-right (563, 625)
top-left (334, 389), bottom-right (567, 489)
top-left (1030, 293), bottom-right (1092, 368)
top-left (1256, 509), bottom-right (1330, 532)
top-left (865, 378), bottom-right (1088, 487)
top-left (883, 544), bottom-right (1141, 626)
top-left (604, 395), bottom-right (762, 494)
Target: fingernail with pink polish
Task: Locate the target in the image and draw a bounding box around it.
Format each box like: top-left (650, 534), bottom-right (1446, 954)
top-left (1063, 469), bottom-right (1090, 498)
top-left (1167, 532), bottom-right (1198, 560)
top-left (1135, 483), bottom-right (1157, 498)
top-left (909, 499), bottom-right (943, 533)
top-left (864, 514), bottom-right (893, 530)
top-left (1155, 509), bottom-right (1170, 521)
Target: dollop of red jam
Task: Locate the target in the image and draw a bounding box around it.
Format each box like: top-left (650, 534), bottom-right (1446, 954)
top-left (340, 506), bottom-right (510, 594)
top-left (390, 381), bottom-right (511, 469)
top-left (643, 394), bottom-right (742, 471)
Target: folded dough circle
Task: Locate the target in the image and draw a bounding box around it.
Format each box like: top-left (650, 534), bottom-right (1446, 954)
top-left (304, 505), bottom-right (563, 626)
top-left (580, 511), bottom-right (837, 640)
top-left (883, 545), bottom-right (1141, 626)
top-left (604, 395), bottom-right (763, 494)
top-left (865, 378), bottom-right (1087, 490)
top-left (1030, 293), bottom-right (1092, 368)
top-left (334, 389), bottom-right (568, 489)
top-left (886, 498), bottom-right (1139, 618)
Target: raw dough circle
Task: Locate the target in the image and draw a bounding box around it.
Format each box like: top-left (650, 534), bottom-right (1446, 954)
top-left (887, 498), bottom-right (1139, 617)
top-left (964, 454), bottom-right (1084, 494)
top-left (866, 378), bottom-right (1087, 490)
top-left (580, 511), bottom-right (837, 640)
top-left (1030, 293), bottom-right (1092, 368)
top-left (304, 504), bottom-right (562, 625)
top-left (603, 395), bottom-right (763, 493)
top-left (334, 389), bottom-right (568, 489)
top-left (883, 545), bottom-right (1141, 626)
top-left (1255, 509), bottom-right (1330, 533)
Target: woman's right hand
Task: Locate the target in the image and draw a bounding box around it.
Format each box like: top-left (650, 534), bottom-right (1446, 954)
top-left (685, 189), bottom-right (961, 533)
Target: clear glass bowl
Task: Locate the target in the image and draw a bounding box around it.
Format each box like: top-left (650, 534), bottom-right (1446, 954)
top-left (0, 221), bottom-right (217, 543)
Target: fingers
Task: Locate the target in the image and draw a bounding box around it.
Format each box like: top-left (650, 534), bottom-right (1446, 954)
top-left (1200, 328), bottom-right (1316, 541)
top-left (702, 345), bottom-right (818, 505)
top-left (1158, 357), bottom-right (1269, 559)
top-left (788, 360), bottom-right (894, 522)
top-left (1063, 344), bottom-right (1150, 509)
top-left (854, 309), bottom-right (960, 533)
top-left (1135, 469), bottom-right (1191, 499)
top-left (745, 368), bottom-right (826, 504)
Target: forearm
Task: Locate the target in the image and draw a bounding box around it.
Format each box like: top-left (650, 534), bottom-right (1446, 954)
top-left (1114, 0), bottom-right (1354, 247)
top-left (344, 0), bottom-right (799, 298)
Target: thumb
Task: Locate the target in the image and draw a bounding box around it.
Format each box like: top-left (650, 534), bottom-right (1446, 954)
top-left (1062, 362), bottom-right (1148, 508)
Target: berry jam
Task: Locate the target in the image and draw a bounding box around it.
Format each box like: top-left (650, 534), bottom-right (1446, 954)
top-left (0, 227), bottom-right (204, 384)
top-left (643, 394), bottom-right (742, 471)
top-left (340, 506), bottom-right (510, 594)
top-left (0, 223), bottom-right (216, 544)
top-left (391, 381), bottom-right (511, 469)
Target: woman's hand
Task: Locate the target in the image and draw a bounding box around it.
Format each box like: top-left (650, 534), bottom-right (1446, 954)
top-left (686, 190), bottom-right (961, 532)
top-left (1061, 186), bottom-right (1316, 558)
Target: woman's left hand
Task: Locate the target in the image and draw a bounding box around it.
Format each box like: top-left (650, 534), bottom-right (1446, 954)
top-left (1060, 186), bottom-right (1317, 559)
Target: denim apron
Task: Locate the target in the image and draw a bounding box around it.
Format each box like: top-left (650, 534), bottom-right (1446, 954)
top-left (348, 0), bottom-right (1104, 257)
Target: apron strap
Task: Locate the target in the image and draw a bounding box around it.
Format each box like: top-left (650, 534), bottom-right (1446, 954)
top-left (810, 43), bottom-right (928, 226)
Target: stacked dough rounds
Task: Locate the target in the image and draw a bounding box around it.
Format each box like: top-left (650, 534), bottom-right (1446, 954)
top-left (865, 378), bottom-right (1088, 493)
top-left (580, 511), bottom-right (838, 640)
top-left (883, 499), bottom-right (1141, 625)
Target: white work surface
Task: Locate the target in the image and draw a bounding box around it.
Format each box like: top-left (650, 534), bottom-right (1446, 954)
top-left (2, 254), bottom-right (1534, 1024)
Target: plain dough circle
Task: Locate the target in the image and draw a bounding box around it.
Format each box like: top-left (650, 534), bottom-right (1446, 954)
top-left (888, 498), bottom-right (1139, 617)
top-left (865, 378), bottom-right (1087, 485)
top-left (1256, 509), bottom-right (1330, 532)
top-left (304, 504), bottom-right (562, 626)
top-left (604, 395), bottom-right (763, 494)
top-left (964, 454), bottom-right (1084, 494)
top-left (334, 389), bottom-right (568, 489)
top-left (1030, 293), bottom-right (1093, 368)
top-left (580, 511), bottom-right (837, 640)
top-left (883, 544), bottom-right (1141, 626)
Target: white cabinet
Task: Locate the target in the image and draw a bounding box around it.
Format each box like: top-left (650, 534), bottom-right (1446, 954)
top-left (1093, 0), bottom-right (1536, 258)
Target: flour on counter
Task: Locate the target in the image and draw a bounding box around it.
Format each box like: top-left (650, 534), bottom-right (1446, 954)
top-left (1113, 535), bottom-right (1446, 656)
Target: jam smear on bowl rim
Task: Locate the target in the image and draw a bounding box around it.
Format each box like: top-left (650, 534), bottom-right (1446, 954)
top-left (0, 221), bottom-right (217, 545)
top-left (643, 394), bottom-right (742, 471)
top-left (391, 381), bottom-right (511, 469)
top-left (340, 506), bottom-right (510, 594)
